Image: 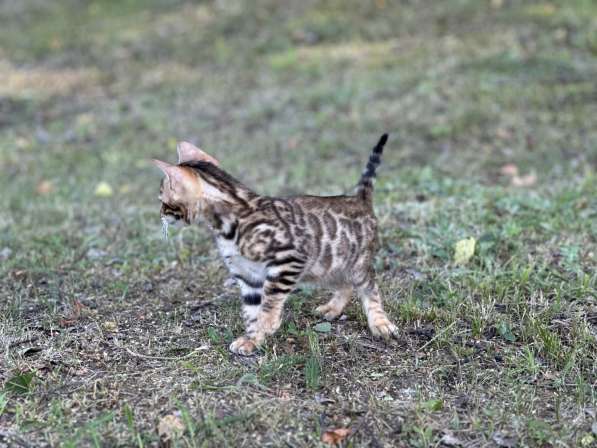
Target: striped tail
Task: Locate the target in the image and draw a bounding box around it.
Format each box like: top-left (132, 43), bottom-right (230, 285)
top-left (356, 133), bottom-right (388, 202)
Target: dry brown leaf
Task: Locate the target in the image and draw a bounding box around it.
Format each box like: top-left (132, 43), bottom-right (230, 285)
top-left (58, 318), bottom-right (76, 327)
top-left (58, 300), bottom-right (85, 327)
top-left (158, 414), bottom-right (184, 445)
top-left (321, 428), bottom-right (351, 445)
top-left (511, 173), bottom-right (537, 187)
top-left (496, 127), bottom-right (511, 140)
top-left (500, 163), bottom-right (518, 177)
top-left (102, 321), bottom-right (118, 332)
top-left (36, 180), bottom-right (55, 195)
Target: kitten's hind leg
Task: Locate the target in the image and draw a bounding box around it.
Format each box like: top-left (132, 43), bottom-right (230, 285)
top-left (355, 277), bottom-right (397, 339)
top-left (315, 287), bottom-right (352, 320)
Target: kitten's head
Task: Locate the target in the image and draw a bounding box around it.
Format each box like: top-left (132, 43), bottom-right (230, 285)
top-left (153, 142), bottom-right (221, 226)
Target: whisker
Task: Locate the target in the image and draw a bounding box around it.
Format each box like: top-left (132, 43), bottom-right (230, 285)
top-left (161, 217), bottom-right (169, 241)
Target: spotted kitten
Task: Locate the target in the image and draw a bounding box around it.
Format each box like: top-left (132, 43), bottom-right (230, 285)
top-left (153, 135), bottom-right (397, 355)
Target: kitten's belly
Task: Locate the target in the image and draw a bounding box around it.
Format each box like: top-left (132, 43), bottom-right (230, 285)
top-left (302, 267), bottom-right (349, 287)
top-left (217, 237), bottom-right (350, 290)
top-left (224, 255), bottom-right (346, 289)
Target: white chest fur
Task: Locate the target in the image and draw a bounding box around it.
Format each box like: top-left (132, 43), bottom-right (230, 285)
top-left (216, 237), bottom-right (266, 284)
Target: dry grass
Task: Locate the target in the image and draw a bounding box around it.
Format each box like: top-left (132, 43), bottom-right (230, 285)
top-left (0, 1), bottom-right (596, 446)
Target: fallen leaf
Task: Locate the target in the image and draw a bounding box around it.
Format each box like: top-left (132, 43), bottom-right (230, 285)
top-left (102, 321), bottom-right (118, 332)
top-left (581, 433), bottom-right (595, 447)
top-left (497, 321), bottom-right (516, 342)
top-left (58, 300), bottom-right (85, 327)
top-left (59, 318), bottom-right (77, 327)
top-left (36, 180), bottom-right (54, 195)
top-left (76, 113), bottom-right (93, 126)
top-left (158, 414), bottom-right (184, 446)
top-left (422, 399), bottom-right (444, 412)
top-left (94, 181), bottom-right (113, 197)
top-left (167, 137), bottom-right (177, 148)
top-left (527, 3), bottom-right (556, 17)
top-left (454, 237), bottom-right (476, 265)
top-left (496, 127), bottom-right (511, 140)
top-left (50, 37), bottom-right (63, 50)
top-left (16, 137), bottom-right (31, 149)
top-left (500, 163), bottom-right (518, 177)
top-left (554, 27), bottom-right (568, 42)
top-left (314, 322), bottom-right (332, 333)
top-left (4, 371), bottom-right (35, 394)
top-left (510, 173), bottom-right (537, 187)
top-left (321, 428), bottom-right (351, 445)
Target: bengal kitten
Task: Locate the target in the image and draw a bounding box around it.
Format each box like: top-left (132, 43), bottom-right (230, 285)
top-left (153, 135), bottom-right (397, 355)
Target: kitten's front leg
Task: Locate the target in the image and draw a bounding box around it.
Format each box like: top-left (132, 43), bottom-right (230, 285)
top-left (230, 264), bottom-right (303, 355)
top-left (229, 296), bottom-right (264, 356)
top-left (229, 274), bottom-right (265, 355)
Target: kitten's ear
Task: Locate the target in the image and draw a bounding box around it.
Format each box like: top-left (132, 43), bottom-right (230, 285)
top-left (152, 159), bottom-right (190, 189)
top-left (152, 159), bottom-right (173, 177)
top-left (153, 159), bottom-right (201, 193)
top-left (177, 141), bottom-right (220, 166)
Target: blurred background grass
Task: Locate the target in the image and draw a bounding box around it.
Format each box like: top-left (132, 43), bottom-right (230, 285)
top-left (1, 0), bottom-right (595, 273)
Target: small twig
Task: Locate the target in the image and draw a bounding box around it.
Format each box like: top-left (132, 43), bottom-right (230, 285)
top-left (417, 321), bottom-right (457, 352)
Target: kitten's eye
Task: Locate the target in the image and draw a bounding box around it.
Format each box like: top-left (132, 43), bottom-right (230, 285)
top-left (162, 203), bottom-right (183, 221)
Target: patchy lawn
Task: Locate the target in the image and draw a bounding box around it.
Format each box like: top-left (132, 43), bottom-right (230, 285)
top-left (0, 1), bottom-right (595, 446)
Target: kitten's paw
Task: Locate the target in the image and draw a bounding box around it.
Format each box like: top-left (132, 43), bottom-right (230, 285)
top-left (229, 336), bottom-right (257, 356)
top-left (369, 317), bottom-right (398, 340)
top-left (315, 303), bottom-right (344, 321)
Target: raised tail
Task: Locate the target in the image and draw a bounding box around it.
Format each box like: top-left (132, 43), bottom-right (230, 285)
top-left (355, 133), bottom-right (388, 202)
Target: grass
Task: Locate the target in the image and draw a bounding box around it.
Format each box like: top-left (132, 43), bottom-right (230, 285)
top-left (0, 0), bottom-right (596, 446)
